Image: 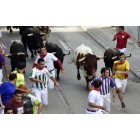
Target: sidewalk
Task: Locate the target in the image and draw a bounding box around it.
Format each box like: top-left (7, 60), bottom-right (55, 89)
top-left (81, 26), bottom-right (140, 78)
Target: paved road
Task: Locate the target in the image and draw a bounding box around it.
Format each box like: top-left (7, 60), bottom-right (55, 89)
top-left (1, 26), bottom-right (140, 114)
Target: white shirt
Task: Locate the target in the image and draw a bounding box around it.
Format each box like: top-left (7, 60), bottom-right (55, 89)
top-left (34, 53), bottom-right (58, 71)
top-left (29, 67), bottom-right (53, 89)
top-left (0, 31), bottom-right (2, 38)
top-left (87, 90), bottom-right (103, 111)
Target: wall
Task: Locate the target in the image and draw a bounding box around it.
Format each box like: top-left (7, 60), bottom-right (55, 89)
top-left (125, 26), bottom-right (140, 40)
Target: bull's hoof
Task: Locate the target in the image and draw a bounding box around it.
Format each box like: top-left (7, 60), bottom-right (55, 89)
top-left (31, 54), bottom-right (34, 58)
top-left (34, 50), bottom-right (37, 55)
top-left (77, 76), bottom-right (81, 80)
top-left (25, 53), bottom-right (28, 57)
top-left (10, 29), bottom-right (13, 33)
top-left (57, 77), bottom-right (60, 80)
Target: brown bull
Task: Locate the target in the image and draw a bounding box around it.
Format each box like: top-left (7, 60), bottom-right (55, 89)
top-left (73, 44), bottom-right (100, 90)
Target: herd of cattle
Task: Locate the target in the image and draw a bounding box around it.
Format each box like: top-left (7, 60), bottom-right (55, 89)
top-left (4, 27), bottom-right (131, 89)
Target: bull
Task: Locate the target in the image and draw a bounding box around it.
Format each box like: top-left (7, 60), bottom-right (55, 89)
top-left (72, 44), bottom-right (100, 90)
top-left (38, 26), bottom-right (51, 44)
top-left (45, 42), bottom-right (70, 80)
top-left (6, 41), bottom-right (26, 71)
top-left (20, 27), bottom-right (43, 58)
top-left (7, 26), bottom-right (19, 33)
top-left (104, 48), bottom-right (131, 71)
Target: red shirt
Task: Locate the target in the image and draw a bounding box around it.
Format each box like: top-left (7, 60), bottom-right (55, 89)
top-left (6, 98), bottom-right (24, 114)
top-left (114, 32), bottom-right (131, 49)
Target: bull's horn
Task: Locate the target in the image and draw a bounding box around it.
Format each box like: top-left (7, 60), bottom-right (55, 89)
top-left (27, 33), bottom-right (33, 36)
top-left (17, 52), bottom-right (25, 55)
top-left (112, 56), bottom-right (117, 60)
top-left (96, 56), bottom-right (104, 59)
top-left (63, 51), bottom-right (70, 55)
top-left (78, 57), bottom-right (85, 62)
top-left (40, 32), bottom-right (46, 35)
top-left (5, 54), bottom-right (12, 57)
top-left (52, 52), bottom-right (56, 54)
top-left (126, 53), bottom-right (131, 58)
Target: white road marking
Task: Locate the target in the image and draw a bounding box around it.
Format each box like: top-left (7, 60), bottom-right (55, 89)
top-left (58, 39), bottom-right (71, 51)
top-left (54, 87), bottom-right (72, 114)
top-left (11, 40), bottom-right (22, 43)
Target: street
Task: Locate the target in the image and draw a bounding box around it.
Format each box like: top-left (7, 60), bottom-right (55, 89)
top-left (1, 26), bottom-right (140, 114)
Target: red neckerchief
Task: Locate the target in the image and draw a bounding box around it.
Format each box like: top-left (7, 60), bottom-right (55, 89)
top-left (37, 65), bottom-right (44, 70)
top-left (40, 53), bottom-right (47, 58)
top-left (90, 87), bottom-right (100, 91)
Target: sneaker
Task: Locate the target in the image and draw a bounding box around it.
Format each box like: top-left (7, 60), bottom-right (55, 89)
top-left (121, 103), bottom-right (126, 108)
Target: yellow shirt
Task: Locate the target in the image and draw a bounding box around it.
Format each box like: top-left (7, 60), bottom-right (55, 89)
top-left (12, 70), bottom-right (25, 87)
top-left (113, 60), bottom-right (130, 80)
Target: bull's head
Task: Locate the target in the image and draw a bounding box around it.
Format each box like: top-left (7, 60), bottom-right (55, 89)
top-left (78, 54), bottom-right (99, 79)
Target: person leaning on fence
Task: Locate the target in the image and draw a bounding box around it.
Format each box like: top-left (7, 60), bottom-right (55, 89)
top-left (4, 106), bottom-right (13, 114)
top-left (17, 84), bottom-right (43, 114)
top-left (0, 73), bottom-right (17, 114)
top-left (6, 90), bottom-right (24, 114)
top-left (86, 79), bottom-right (106, 114)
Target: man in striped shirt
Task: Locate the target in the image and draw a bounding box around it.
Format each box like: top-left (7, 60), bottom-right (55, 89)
top-left (89, 67), bottom-right (116, 113)
top-left (29, 58), bottom-right (59, 106)
top-left (33, 46), bottom-right (65, 89)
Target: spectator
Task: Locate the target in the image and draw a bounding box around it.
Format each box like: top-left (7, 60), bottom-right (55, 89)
top-left (0, 73), bottom-right (17, 114)
top-left (12, 62), bottom-right (26, 87)
top-left (0, 53), bottom-right (8, 84)
top-left (4, 106), bottom-right (13, 114)
top-left (17, 84), bottom-right (43, 114)
top-left (6, 90), bottom-right (24, 114)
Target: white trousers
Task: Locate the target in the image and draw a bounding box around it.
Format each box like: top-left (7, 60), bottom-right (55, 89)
top-left (0, 108), bottom-right (4, 114)
top-left (118, 48), bottom-right (126, 53)
top-left (115, 78), bottom-right (127, 93)
top-left (32, 88), bottom-right (48, 106)
top-left (0, 69), bottom-right (3, 84)
top-left (101, 93), bottom-right (111, 113)
top-left (47, 69), bottom-right (55, 89)
top-left (86, 109), bottom-right (103, 114)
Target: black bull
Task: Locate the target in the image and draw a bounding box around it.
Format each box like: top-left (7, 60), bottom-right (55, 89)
top-left (6, 41), bottom-right (26, 71)
top-left (21, 27), bottom-right (43, 58)
top-left (104, 48), bottom-right (131, 71)
top-left (45, 42), bottom-right (70, 79)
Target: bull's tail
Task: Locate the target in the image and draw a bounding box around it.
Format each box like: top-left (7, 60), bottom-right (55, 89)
top-left (67, 58), bottom-right (74, 64)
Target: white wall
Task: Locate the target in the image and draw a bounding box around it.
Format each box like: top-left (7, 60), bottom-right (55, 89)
top-left (125, 26), bottom-right (139, 40)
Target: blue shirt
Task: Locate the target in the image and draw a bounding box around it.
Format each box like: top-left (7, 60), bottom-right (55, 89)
top-left (0, 81), bottom-right (16, 105)
top-left (90, 76), bottom-right (115, 95)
